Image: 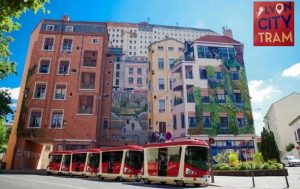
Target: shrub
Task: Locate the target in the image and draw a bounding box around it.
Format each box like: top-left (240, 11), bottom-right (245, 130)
top-left (252, 152), bottom-right (264, 163)
top-left (260, 162), bottom-right (270, 170)
top-left (285, 143), bottom-right (295, 152)
top-left (251, 162), bottom-right (260, 170)
top-left (214, 153), bottom-right (227, 163)
top-left (240, 162), bottom-right (251, 170)
top-left (227, 152), bottom-right (239, 166)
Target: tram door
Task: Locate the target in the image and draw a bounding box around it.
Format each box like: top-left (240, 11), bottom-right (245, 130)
top-left (158, 148), bottom-right (167, 176)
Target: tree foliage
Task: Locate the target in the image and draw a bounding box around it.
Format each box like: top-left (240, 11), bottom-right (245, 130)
top-left (285, 143), bottom-right (295, 152)
top-left (261, 128), bottom-right (280, 161)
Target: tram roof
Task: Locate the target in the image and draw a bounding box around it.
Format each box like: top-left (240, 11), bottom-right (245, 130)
top-left (101, 145), bottom-right (143, 152)
top-left (50, 151), bottom-right (72, 155)
top-left (71, 148), bottom-right (101, 154)
top-left (144, 140), bottom-right (209, 148)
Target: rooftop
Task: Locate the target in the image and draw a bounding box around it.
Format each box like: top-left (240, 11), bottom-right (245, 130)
top-left (195, 35), bottom-right (242, 45)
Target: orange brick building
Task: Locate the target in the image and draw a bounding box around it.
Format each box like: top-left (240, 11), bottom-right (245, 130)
top-left (5, 16), bottom-right (114, 169)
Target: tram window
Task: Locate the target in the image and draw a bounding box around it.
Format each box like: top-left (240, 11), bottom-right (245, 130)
top-left (64, 155), bottom-right (71, 166)
top-left (73, 153), bottom-right (87, 163)
top-left (89, 153), bottom-right (100, 167)
top-left (185, 146), bottom-right (209, 170)
top-left (102, 151), bottom-right (123, 162)
top-left (168, 147), bottom-right (181, 162)
top-left (50, 155), bottom-right (62, 163)
top-left (148, 148), bottom-right (159, 162)
top-left (125, 151), bottom-right (143, 169)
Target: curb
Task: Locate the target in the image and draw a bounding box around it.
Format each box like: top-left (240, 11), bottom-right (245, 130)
top-left (0, 170), bottom-right (47, 175)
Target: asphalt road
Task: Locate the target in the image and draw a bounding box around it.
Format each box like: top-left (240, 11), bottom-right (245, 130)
top-left (0, 167), bottom-right (299, 189)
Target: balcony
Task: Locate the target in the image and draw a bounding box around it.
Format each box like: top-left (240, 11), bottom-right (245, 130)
top-left (172, 77), bottom-right (183, 90)
top-left (187, 93), bottom-right (195, 103)
top-left (174, 96), bottom-right (183, 106)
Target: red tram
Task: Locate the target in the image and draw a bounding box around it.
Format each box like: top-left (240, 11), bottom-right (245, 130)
top-left (98, 145), bottom-right (143, 181)
top-left (47, 151), bottom-right (71, 175)
top-left (70, 149), bottom-right (101, 177)
top-left (142, 140), bottom-right (210, 186)
top-left (46, 140), bottom-right (211, 186)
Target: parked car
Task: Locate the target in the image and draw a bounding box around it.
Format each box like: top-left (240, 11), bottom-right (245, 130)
top-left (281, 156), bottom-right (300, 167)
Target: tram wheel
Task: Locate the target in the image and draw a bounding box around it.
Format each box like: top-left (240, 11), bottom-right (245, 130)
top-left (194, 184), bottom-right (200, 187)
top-left (69, 173), bottom-right (73, 177)
top-left (98, 175), bottom-right (103, 180)
top-left (176, 180), bottom-right (185, 186)
top-left (46, 172), bottom-right (51, 175)
top-left (143, 178), bottom-right (151, 184)
top-left (160, 181), bottom-right (166, 184)
top-left (118, 177), bottom-right (124, 182)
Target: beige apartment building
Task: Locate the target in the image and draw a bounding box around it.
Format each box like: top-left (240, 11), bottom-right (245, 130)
top-left (264, 93), bottom-right (300, 157)
top-left (148, 39), bottom-right (184, 136)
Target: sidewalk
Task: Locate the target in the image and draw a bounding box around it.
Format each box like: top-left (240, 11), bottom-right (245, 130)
top-left (212, 175), bottom-right (298, 189)
top-left (0, 169), bottom-right (46, 175)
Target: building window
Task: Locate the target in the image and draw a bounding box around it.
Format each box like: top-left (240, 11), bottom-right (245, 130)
top-left (137, 68), bottom-right (142, 74)
top-left (158, 46), bottom-right (164, 50)
top-left (80, 72), bottom-right (95, 89)
top-left (50, 110), bottom-right (63, 129)
top-left (200, 69), bottom-right (207, 79)
top-left (201, 96), bottom-right (210, 103)
top-left (232, 71), bottom-right (239, 80)
top-left (181, 113), bottom-right (185, 128)
top-left (28, 109), bottom-right (43, 128)
top-left (237, 118), bottom-right (245, 128)
top-left (168, 47), bottom-right (174, 51)
top-left (54, 84), bottom-right (67, 100)
top-left (78, 95), bottom-right (94, 114)
top-left (38, 59), bottom-right (51, 74)
top-left (129, 67), bottom-right (133, 74)
top-left (46, 25), bottom-right (54, 31)
top-left (159, 99), bottom-right (165, 112)
top-left (128, 77), bottom-right (133, 84)
top-left (173, 115), bottom-right (177, 130)
top-left (188, 117), bottom-right (197, 128)
top-left (92, 38), bottom-right (99, 44)
top-left (116, 64), bottom-right (120, 70)
top-left (83, 51), bottom-right (97, 67)
top-left (58, 59), bottom-right (70, 74)
top-left (33, 83), bottom-right (47, 99)
top-left (116, 71), bottom-right (120, 77)
top-left (217, 93), bottom-right (226, 103)
top-left (168, 59), bottom-right (175, 69)
top-left (65, 26), bottom-right (73, 32)
top-left (137, 78), bottom-right (142, 86)
top-left (158, 78), bottom-right (165, 90)
top-left (203, 116), bottom-right (211, 128)
top-left (215, 72), bottom-right (223, 80)
top-left (115, 79), bottom-right (119, 86)
top-left (103, 118), bottom-right (109, 130)
top-left (220, 117), bottom-right (228, 128)
top-left (43, 37), bottom-right (54, 51)
top-left (61, 38), bottom-right (73, 52)
top-left (159, 122), bottom-right (166, 134)
top-left (197, 45), bottom-right (205, 58)
top-left (158, 58), bottom-right (164, 70)
top-left (178, 47), bottom-right (184, 51)
top-left (234, 92), bottom-right (243, 104)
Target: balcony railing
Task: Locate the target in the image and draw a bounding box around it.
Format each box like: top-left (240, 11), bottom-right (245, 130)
top-left (174, 96), bottom-right (183, 106)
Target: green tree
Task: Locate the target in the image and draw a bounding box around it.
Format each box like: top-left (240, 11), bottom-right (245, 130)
top-left (285, 143), bottom-right (295, 152)
top-left (261, 128), bottom-right (280, 161)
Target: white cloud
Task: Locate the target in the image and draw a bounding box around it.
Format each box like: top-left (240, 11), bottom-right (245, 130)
top-left (9, 103), bottom-right (17, 109)
top-left (248, 80), bottom-right (280, 103)
top-left (281, 63), bottom-right (300, 78)
top-left (253, 111), bottom-right (264, 135)
top-left (0, 87), bottom-right (20, 100)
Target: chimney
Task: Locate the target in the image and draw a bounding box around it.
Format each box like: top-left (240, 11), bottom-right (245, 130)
top-left (223, 26), bottom-right (233, 38)
top-left (62, 15), bottom-right (70, 22)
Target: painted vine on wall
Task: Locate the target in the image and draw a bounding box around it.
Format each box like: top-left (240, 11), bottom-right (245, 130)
top-left (190, 59), bottom-right (254, 136)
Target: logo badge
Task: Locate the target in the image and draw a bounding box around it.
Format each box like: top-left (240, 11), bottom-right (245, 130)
top-left (253, 1), bottom-right (294, 46)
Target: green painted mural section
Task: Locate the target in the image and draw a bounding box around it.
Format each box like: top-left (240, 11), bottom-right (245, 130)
top-left (190, 60), bottom-right (254, 136)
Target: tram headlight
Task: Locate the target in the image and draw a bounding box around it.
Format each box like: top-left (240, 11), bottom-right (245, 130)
top-left (185, 168), bottom-right (196, 175)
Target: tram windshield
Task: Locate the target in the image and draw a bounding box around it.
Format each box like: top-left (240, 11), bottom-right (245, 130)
top-left (63, 155), bottom-right (71, 166)
top-left (88, 153), bottom-right (100, 167)
top-left (125, 150), bottom-right (143, 169)
top-left (50, 154), bottom-right (62, 163)
top-left (185, 146), bottom-right (209, 170)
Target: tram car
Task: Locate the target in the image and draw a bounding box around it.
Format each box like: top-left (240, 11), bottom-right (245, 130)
top-left (70, 149), bottom-right (101, 177)
top-left (98, 145), bottom-right (143, 181)
top-left (142, 140), bottom-right (210, 186)
top-left (47, 151), bottom-right (71, 175)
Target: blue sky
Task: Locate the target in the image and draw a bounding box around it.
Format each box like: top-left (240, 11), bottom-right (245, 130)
top-left (0, 0), bottom-right (299, 135)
